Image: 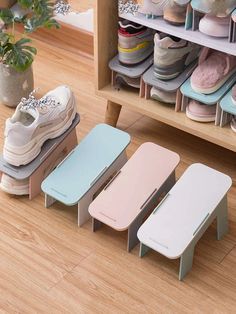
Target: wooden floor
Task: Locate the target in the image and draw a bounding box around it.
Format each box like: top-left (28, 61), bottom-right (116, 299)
top-left (0, 36), bottom-right (236, 313)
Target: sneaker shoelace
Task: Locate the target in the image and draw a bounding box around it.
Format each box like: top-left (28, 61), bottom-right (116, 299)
top-left (19, 89), bottom-right (61, 111)
top-left (119, 0), bottom-right (140, 15)
top-left (54, 0), bottom-right (71, 15)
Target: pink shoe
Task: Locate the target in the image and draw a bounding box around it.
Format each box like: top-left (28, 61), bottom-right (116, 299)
top-left (231, 85), bottom-right (236, 106)
top-left (186, 100), bottom-right (216, 122)
top-left (191, 51), bottom-right (236, 94)
top-left (199, 15), bottom-right (230, 38)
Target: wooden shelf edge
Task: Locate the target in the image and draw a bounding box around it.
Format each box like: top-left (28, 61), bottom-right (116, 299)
top-left (96, 85), bottom-right (236, 153)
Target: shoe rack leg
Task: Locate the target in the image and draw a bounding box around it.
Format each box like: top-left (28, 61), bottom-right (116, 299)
top-left (179, 244), bottom-right (195, 281)
top-left (78, 191), bottom-right (94, 227)
top-left (45, 194), bottom-right (56, 208)
top-left (139, 243), bottom-right (150, 258)
top-left (162, 171), bottom-right (176, 194)
top-left (127, 218), bottom-right (142, 252)
top-left (216, 195), bottom-right (229, 241)
top-left (181, 95), bottom-right (189, 112)
top-left (105, 100), bottom-right (122, 127)
top-left (92, 218), bottom-right (102, 232)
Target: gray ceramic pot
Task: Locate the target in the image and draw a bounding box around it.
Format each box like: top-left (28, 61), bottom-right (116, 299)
top-left (0, 63), bottom-right (34, 107)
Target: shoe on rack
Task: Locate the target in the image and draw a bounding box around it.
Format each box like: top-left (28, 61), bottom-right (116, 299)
top-left (199, 15), bottom-right (230, 38)
top-left (163, 0), bottom-right (188, 25)
top-left (118, 24), bottom-right (154, 49)
top-left (119, 20), bottom-right (146, 34)
top-left (151, 86), bottom-right (176, 103)
top-left (138, 0), bottom-right (169, 18)
top-left (0, 173), bottom-right (29, 195)
top-left (231, 85), bottom-right (236, 105)
top-left (231, 116), bottom-right (236, 132)
top-left (191, 51), bottom-right (236, 94)
top-left (3, 85), bottom-right (77, 167)
top-left (116, 73), bottom-right (141, 88)
top-left (154, 33), bottom-right (200, 80)
top-left (118, 40), bottom-right (154, 65)
top-left (196, 0), bottom-right (236, 18)
top-left (186, 100), bottom-right (216, 122)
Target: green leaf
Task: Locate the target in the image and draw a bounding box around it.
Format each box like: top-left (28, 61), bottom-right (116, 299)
top-left (0, 8), bottom-right (14, 25)
top-left (2, 37), bottom-right (37, 71)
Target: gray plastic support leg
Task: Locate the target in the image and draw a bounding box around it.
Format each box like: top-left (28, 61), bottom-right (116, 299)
top-left (92, 218), bottom-right (102, 232)
top-left (139, 243), bottom-right (150, 257)
top-left (164, 171), bottom-right (176, 193)
top-left (127, 216), bottom-right (143, 252)
top-left (216, 195), bottom-right (229, 241)
top-left (179, 243), bottom-right (195, 281)
top-left (45, 194), bottom-right (56, 208)
top-left (127, 171), bottom-right (176, 252)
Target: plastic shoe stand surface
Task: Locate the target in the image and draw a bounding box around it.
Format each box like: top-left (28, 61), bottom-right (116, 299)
top-left (109, 54), bottom-right (153, 78)
top-left (89, 142), bottom-right (180, 252)
top-left (0, 114), bottom-right (80, 180)
top-left (143, 62), bottom-right (197, 93)
top-left (218, 89), bottom-right (236, 127)
top-left (220, 89), bottom-right (236, 115)
top-left (0, 114), bottom-right (80, 200)
top-left (181, 74), bottom-right (236, 105)
top-left (42, 124), bottom-right (131, 226)
top-left (138, 163), bottom-right (232, 280)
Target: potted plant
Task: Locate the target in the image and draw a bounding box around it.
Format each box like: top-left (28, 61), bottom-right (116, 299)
top-left (0, 1), bottom-right (17, 9)
top-left (0, 0), bottom-right (60, 107)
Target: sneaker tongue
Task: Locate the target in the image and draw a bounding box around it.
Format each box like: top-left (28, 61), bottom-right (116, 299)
top-left (20, 106), bottom-right (38, 119)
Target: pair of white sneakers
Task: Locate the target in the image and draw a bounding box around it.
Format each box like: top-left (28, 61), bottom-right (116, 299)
top-left (0, 85), bottom-right (77, 196)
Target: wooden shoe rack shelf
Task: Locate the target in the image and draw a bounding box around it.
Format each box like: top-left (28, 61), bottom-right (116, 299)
top-left (95, 0), bottom-right (236, 152)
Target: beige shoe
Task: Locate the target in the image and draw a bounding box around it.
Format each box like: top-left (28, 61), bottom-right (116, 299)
top-left (0, 173), bottom-right (29, 195)
top-left (164, 0), bottom-right (187, 25)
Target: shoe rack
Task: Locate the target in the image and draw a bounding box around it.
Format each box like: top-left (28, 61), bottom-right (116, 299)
top-left (0, 114), bottom-right (80, 200)
top-left (95, 0), bottom-right (236, 152)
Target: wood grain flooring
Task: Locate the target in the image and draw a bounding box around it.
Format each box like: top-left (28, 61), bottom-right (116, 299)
top-left (0, 36), bottom-right (236, 313)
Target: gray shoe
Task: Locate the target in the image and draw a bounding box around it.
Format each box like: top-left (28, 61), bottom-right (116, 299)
top-left (154, 33), bottom-right (200, 80)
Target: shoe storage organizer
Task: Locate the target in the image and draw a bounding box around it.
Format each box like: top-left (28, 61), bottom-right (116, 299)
top-left (190, 0), bottom-right (234, 41)
top-left (109, 54), bottom-right (153, 95)
top-left (39, 120), bottom-right (232, 279)
top-left (138, 163), bottom-right (231, 280)
top-left (42, 124), bottom-right (130, 227)
top-left (141, 61), bottom-right (197, 110)
top-left (180, 70), bottom-right (236, 123)
top-left (0, 114), bottom-right (80, 200)
top-left (218, 88), bottom-right (236, 128)
top-left (89, 143), bottom-right (179, 252)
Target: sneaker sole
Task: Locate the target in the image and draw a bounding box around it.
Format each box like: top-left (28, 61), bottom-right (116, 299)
top-left (3, 97), bottom-right (77, 167)
top-left (231, 120), bottom-right (236, 133)
top-left (0, 182), bottom-right (29, 195)
top-left (186, 108), bottom-right (216, 122)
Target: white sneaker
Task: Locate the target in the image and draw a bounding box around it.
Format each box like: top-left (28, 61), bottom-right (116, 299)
top-left (3, 85), bottom-right (77, 166)
top-left (138, 0), bottom-right (169, 17)
top-left (0, 173), bottom-right (29, 195)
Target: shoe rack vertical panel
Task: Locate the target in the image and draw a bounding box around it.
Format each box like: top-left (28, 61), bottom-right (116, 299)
top-left (95, 0), bottom-right (122, 127)
top-left (95, 0), bottom-right (118, 90)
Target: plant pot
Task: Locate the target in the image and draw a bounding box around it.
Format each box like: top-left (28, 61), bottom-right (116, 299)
top-left (0, 0), bottom-right (17, 8)
top-left (0, 63), bottom-right (34, 108)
